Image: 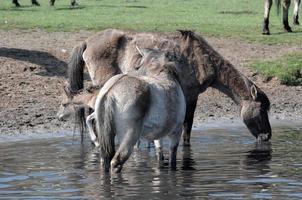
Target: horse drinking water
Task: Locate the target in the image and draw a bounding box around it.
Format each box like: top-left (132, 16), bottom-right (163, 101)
top-left (67, 29), bottom-right (272, 145)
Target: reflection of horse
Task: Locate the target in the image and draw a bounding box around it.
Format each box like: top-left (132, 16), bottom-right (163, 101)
top-left (68, 29), bottom-right (272, 145)
top-left (94, 48), bottom-right (186, 173)
top-left (240, 142), bottom-right (273, 192)
top-left (263, 0), bottom-right (301, 34)
top-left (245, 142), bottom-right (272, 166)
top-left (12, 0), bottom-right (77, 7)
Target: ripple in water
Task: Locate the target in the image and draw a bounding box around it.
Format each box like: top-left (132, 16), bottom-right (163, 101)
top-left (0, 124), bottom-right (301, 199)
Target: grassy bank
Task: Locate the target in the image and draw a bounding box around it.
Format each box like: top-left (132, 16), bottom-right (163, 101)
top-left (251, 53), bottom-right (302, 86)
top-left (1, 0), bottom-right (302, 44)
top-left (1, 0), bottom-right (302, 85)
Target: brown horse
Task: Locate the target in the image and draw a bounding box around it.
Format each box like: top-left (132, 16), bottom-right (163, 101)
top-left (67, 29), bottom-right (272, 145)
top-left (263, 0), bottom-right (301, 35)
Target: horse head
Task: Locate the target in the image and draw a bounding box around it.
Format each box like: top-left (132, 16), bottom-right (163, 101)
top-left (136, 46), bottom-right (178, 78)
top-left (240, 85), bottom-right (271, 141)
top-left (57, 86), bottom-right (77, 121)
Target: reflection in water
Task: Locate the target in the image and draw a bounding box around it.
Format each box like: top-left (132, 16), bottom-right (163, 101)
top-left (0, 125), bottom-right (302, 199)
top-left (181, 146), bottom-right (196, 171)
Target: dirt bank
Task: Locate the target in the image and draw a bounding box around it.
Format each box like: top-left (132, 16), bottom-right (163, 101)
top-left (0, 29), bottom-right (301, 136)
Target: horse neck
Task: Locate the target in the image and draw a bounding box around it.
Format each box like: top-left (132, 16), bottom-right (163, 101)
top-left (182, 34), bottom-right (252, 104)
top-left (72, 92), bottom-right (97, 109)
top-left (211, 61), bottom-right (253, 104)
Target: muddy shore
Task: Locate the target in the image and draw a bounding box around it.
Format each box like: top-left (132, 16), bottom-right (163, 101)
top-left (0, 29), bottom-right (301, 136)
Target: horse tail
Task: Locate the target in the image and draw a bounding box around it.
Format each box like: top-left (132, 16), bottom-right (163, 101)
top-left (68, 41), bottom-right (86, 91)
top-left (67, 42), bottom-right (87, 138)
top-left (95, 74), bottom-right (126, 171)
top-left (275, 0), bottom-right (281, 15)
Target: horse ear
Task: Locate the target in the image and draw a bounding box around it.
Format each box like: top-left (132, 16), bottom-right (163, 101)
top-left (136, 45), bottom-right (144, 57)
top-left (63, 86), bottom-right (72, 98)
top-left (136, 46), bottom-right (152, 57)
top-left (251, 85), bottom-right (258, 100)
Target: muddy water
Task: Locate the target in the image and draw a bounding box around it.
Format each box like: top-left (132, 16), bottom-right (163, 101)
top-left (0, 123), bottom-right (302, 199)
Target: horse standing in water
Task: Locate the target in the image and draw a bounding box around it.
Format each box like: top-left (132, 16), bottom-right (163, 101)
top-left (59, 48), bottom-right (186, 172)
top-left (263, 0), bottom-right (301, 34)
top-left (57, 85), bottom-right (101, 147)
top-left (93, 48), bottom-right (186, 173)
top-left (68, 29), bottom-right (272, 146)
top-left (12, 0), bottom-right (77, 7)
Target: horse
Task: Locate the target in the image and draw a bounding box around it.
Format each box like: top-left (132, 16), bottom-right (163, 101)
top-left (12, 0), bottom-right (77, 7)
top-left (263, 0), bottom-right (301, 35)
top-left (92, 48), bottom-right (186, 173)
top-left (57, 85), bottom-right (101, 146)
top-left (67, 29), bottom-right (272, 146)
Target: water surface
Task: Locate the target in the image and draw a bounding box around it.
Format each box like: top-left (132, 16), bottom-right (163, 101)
top-left (0, 123), bottom-right (302, 199)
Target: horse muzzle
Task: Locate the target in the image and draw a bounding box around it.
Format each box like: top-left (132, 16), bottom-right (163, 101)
top-left (57, 114), bottom-right (66, 121)
top-left (257, 132), bottom-right (271, 142)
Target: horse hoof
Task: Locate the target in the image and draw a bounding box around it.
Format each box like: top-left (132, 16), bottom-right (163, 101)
top-left (257, 133), bottom-right (270, 142)
top-left (112, 165), bottom-right (122, 173)
top-left (262, 30), bottom-right (270, 35)
top-left (284, 26), bottom-right (293, 33)
top-left (183, 140), bottom-right (191, 146)
top-left (294, 16), bottom-right (300, 25)
top-left (94, 141), bottom-right (100, 147)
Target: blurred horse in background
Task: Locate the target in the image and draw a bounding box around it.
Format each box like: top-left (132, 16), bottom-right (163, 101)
top-left (12, 0), bottom-right (78, 7)
top-left (263, 0), bottom-right (301, 34)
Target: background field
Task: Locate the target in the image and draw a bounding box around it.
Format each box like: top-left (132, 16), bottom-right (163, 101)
top-left (1, 0), bottom-right (302, 44)
top-left (0, 0), bottom-right (302, 84)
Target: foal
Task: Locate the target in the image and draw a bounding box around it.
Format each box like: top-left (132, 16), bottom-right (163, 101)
top-left (57, 85), bottom-right (101, 146)
top-left (93, 48), bottom-right (186, 173)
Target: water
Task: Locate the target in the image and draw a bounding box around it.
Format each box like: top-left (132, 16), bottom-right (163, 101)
top-left (0, 123), bottom-right (302, 199)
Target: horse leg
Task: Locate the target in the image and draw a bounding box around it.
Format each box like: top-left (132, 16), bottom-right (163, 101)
top-left (71, 0), bottom-right (78, 6)
top-left (12, 0), bottom-right (21, 7)
top-left (283, 0), bottom-right (293, 32)
top-left (263, 0), bottom-right (273, 35)
top-left (31, 0), bottom-right (40, 6)
top-left (154, 139), bottom-right (164, 162)
top-left (182, 99), bottom-right (197, 146)
top-left (111, 124), bottom-right (141, 173)
top-left (49, 0), bottom-right (55, 6)
top-left (293, 0), bottom-right (301, 25)
top-left (168, 128), bottom-right (182, 169)
top-left (86, 112), bottom-right (99, 147)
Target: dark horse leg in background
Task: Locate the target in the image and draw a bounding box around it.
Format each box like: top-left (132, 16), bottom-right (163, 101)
top-left (263, 0), bottom-right (273, 35)
top-left (282, 0), bottom-right (293, 32)
top-left (12, 0), bottom-right (40, 7)
top-left (182, 99), bottom-right (198, 146)
top-left (49, 0), bottom-right (78, 6)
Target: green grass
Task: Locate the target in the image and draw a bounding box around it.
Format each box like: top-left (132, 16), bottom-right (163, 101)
top-left (251, 53), bottom-right (302, 86)
top-left (1, 0), bottom-right (302, 85)
top-left (0, 0), bottom-right (302, 44)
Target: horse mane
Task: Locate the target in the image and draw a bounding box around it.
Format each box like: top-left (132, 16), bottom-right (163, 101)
top-left (256, 89), bottom-right (271, 111)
